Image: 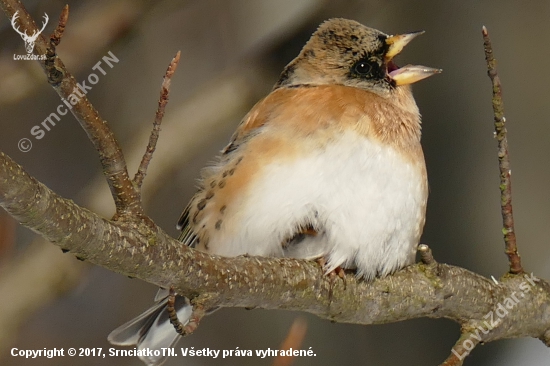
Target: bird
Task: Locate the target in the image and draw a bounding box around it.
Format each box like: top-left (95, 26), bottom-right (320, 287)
top-left (108, 18), bottom-right (440, 366)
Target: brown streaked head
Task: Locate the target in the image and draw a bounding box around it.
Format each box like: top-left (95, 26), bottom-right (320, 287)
top-left (274, 18), bottom-right (440, 96)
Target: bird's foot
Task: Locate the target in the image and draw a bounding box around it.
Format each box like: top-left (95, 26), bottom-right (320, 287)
top-left (316, 257), bottom-right (347, 298)
top-left (167, 286), bottom-right (205, 336)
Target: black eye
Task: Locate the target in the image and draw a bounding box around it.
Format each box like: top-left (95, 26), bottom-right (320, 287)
top-left (353, 60), bottom-right (373, 76)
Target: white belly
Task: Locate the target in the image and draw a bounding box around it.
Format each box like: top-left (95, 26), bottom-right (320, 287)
top-left (211, 130), bottom-right (427, 279)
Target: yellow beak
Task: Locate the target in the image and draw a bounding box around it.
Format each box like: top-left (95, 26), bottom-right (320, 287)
top-left (386, 31), bottom-right (425, 59)
top-left (385, 31), bottom-right (441, 85)
top-left (389, 65), bottom-right (442, 85)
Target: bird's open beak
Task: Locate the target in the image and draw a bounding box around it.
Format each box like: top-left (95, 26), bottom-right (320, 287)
top-left (385, 31), bottom-right (441, 85)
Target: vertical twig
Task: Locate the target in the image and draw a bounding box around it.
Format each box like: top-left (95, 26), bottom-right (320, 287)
top-left (482, 26), bottom-right (523, 275)
top-left (49, 4), bottom-right (68, 47)
top-left (45, 5), bottom-right (68, 85)
top-left (134, 51), bottom-right (181, 190)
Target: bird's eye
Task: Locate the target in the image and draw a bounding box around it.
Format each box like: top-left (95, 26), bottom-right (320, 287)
top-left (353, 60), bottom-right (373, 76)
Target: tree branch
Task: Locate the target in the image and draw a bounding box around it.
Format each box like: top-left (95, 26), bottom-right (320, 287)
top-left (482, 26), bottom-right (523, 275)
top-left (133, 51), bottom-right (181, 190)
top-left (1, 149), bottom-right (550, 349)
top-left (0, 4), bottom-right (549, 365)
top-left (0, 0), bottom-right (140, 215)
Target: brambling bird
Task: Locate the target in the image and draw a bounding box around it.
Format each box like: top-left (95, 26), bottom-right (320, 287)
top-left (108, 18), bottom-right (440, 365)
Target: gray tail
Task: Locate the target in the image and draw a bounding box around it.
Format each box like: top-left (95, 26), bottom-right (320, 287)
top-left (108, 288), bottom-right (192, 366)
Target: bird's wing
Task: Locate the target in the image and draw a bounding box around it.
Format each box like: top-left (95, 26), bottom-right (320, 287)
top-left (221, 94), bottom-right (273, 155)
top-left (176, 204), bottom-right (196, 245)
top-left (175, 92), bottom-right (277, 245)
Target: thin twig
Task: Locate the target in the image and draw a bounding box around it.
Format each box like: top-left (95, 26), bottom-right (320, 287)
top-left (418, 244), bottom-right (436, 266)
top-left (482, 26), bottom-right (523, 275)
top-left (440, 333), bottom-right (480, 366)
top-left (44, 5), bottom-right (68, 85)
top-left (134, 51), bottom-right (181, 190)
top-left (0, 1), bottom-right (140, 215)
top-left (49, 4), bottom-right (68, 48)
top-left (273, 318), bottom-right (308, 366)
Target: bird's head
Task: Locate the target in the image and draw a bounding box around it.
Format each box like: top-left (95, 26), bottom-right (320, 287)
top-left (275, 18), bottom-right (440, 100)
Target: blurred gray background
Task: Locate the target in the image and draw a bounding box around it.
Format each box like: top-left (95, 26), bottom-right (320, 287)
top-left (0, 0), bottom-right (549, 365)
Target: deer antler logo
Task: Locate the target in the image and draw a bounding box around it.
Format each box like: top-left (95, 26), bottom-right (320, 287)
top-left (11, 11), bottom-right (49, 54)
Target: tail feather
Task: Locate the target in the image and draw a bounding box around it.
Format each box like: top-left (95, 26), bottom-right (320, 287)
top-left (108, 289), bottom-right (192, 366)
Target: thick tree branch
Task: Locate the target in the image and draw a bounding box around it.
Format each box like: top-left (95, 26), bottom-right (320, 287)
top-left (1, 150), bottom-right (550, 349)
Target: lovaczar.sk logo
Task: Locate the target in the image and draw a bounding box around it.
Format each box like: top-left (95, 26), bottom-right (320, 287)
top-left (11, 11), bottom-right (48, 61)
